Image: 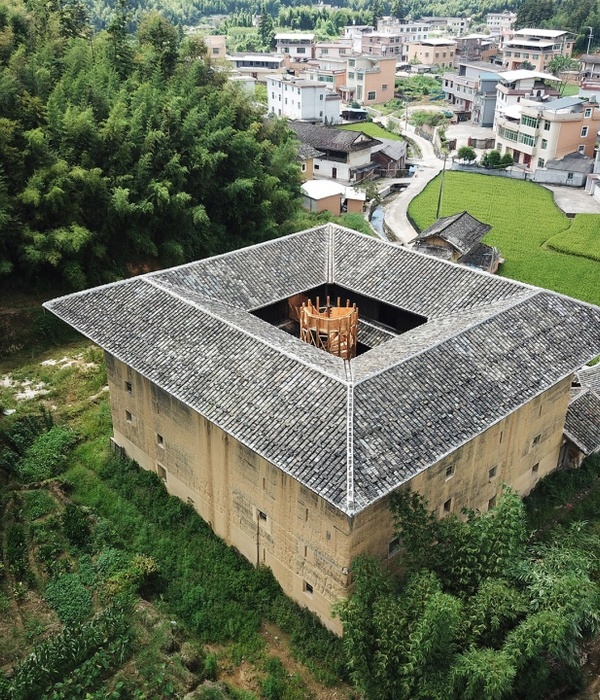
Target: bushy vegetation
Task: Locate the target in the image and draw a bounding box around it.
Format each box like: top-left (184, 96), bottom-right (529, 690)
top-left (0, 0), bottom-right (301, 290)
top-left (338, 486), bottom-right (600, 700)
top-left (407, 172), bottom-right (600, 306)
top-left (395, 75), bottom-right (444, 102)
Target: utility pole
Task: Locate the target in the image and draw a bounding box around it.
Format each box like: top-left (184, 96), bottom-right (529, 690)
top-left (586, 26), bottom-right (594, 55)
top-left (436, 151), bottom-right (448, 219)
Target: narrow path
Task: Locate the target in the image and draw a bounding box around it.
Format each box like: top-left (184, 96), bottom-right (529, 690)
top-left (373, 116), bottom-right (444, 245)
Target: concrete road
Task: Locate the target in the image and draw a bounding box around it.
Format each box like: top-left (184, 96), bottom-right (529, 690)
top-left (375, 118), bottom-right (443, 244)
top-left (543, 185), bottom-right (600, 215)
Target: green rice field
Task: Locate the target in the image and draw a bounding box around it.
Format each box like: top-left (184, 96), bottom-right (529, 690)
top-left (407, 172), bottom-right (600, 306)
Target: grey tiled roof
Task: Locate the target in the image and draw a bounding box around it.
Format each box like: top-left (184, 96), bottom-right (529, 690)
top-left (577, 364), bottom-right (600, 392)
top-left (289, 122), bottom-right (380, 153)
top-left (415, 211), bottom-right (492, 256)
top-left (564, 390), bottom-right (600, 455)
top-left (45, 225), bottom-right (600, 515)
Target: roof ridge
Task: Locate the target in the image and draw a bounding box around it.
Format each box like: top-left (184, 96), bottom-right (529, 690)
top-left (144, 276), bottom-right (348, 384)
top-left (353, 290), bottom-right (538, 385)
top-left (344, 360), bottom-right (355, 513)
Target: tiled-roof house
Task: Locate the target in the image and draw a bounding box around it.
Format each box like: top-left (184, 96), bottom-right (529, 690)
top-left (412, 211), bottom-right (501, 273)
top-left (562, 365), bottom-right (600, 467)
top-left (289, 122), bottom-right (380, 183)
top-left (45, 225), bottom-right (600, 632)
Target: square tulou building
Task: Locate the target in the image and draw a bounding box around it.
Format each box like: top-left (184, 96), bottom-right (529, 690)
top-left (45, 225), bottom-right (600, 633)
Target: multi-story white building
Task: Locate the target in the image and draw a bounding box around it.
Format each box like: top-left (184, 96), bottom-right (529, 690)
top-left (227, 53), bottom-right (286, 81)
top-left (377, 17), bottom-right (430, 43)
top-left (274, 32), bottom-right (315, 60)
top-left (267, 75), bottom-right (341, 124)
top-left (420, 16), bottom-right (471, 35)
top-left (494, 69), bottom-right (560, 127)
top-left (501, 29), bottom-right (574, 72)
top-left (486, 12), bottom-right (517, 36)
top-left (443, 61), bottom-right (504, 125)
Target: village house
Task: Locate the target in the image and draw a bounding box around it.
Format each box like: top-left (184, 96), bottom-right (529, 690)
top-left (275, 32), bottom-right (315, 63)
top-left (405, 38), bottom-right (457, 69)
top-left (288, 122), bottom-right (380, 182)
top-left (45, 225), bottom-right (600, 633)
top-left (443, 60), bottom-right (504, 126)
top-left (562, 365), bottom-right (600, 468)
top-left (340, 54), bottom-right (396, 106)
top-left (486, 11), bottom-right (517, 36)
top-left (300, 180), bottom-right (366, 215)
top-left (500, 29), bottom-right (574, 72)
top-left (494, 95), bottom-right (600, 172)
top-left (411, 211), bottom-right (501, 273)
top-left (494, 69), bottom-right (560, 127)
top-left (226, 53), bottom-right (286, 82)
top-left (267, 75), bottom-right (341, 124)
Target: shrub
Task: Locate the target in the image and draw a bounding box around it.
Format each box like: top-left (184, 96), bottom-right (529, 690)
top-left (204, 652), bottom-right (218, 681)
top-left (62, 503), bottom-right (92, 548)
top-left (45, 573), bottom-right (92, 624)
top-left (17, 426), bottom-right (75, 483)
top-left (23, 489), bottom-right (57, 521)
top-left (457, 145), bottom-right (476, 162)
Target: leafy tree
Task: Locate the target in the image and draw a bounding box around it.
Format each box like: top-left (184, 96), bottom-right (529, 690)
top-left (547, 55), bottom-right (579, 95)
top-left (257, 4), bottom-right (275, 50)
top-left (339, 488), bottom-right (600, 699)
top-left (457, 145), bottom-right (476, 162)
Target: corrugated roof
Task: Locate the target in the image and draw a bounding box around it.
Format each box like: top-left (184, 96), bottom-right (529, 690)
top-left (45, 225), bottom-right (600, 515)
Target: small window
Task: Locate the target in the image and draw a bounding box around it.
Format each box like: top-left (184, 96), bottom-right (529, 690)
top-left (532, 462), bottom-right (540, 474)
top-left (258, 510), bottom-right (267, 522)
top-left (567, 171), bottom-right (574, 180)
top-left (537, 158), bottom-right (545, 167)
top-left (499, 430), bottom-right (503, 444)
top-left (488, 495), bottom-right (497, 510)
top-left (532, 434), bottom-right (541, 447)
top-left (125, 381), bottom-right (132, 394)
top-left (585, 107), bottom-right (592, 118)
top-left (541, 139), bottom-right (548, 149)
top-left (157, 464), bottom-right (167, 481)
top-left (304, 545), bottom-right (308, 558)
top-left (262, 477), bottom-right (266, 489)
top-left (367, 90), bottom-right (376, 100)
top-left (301, 162), bottom-right (306, 172)
top-left (578, 145), bottom-right (586, 155)
top-left (125, 410), bottom-right (133, 423)
top-left (156, 433), bottom-right (164, 447)
top-left (314, 164), bottom-right (320, 170)
top-left (445, 464), bottom-right (455, 481)
top-left (388, 536), bottom-right (400, 557)
top-left (544, 120), bottom-right (551, 131)
top-left (443, 498), bottom-right (452, 514)
top-left (581, 126), bottom-right (589, 137)
top-left (304, 581), bottom-right (313, 595)
top-left (382, 83), bottom-right (388, 91)
top-left (305, 508), bottom-right (309, 521)
top-left (325, 530), bottom-right (331, 541)
top-left (489, 466), bottom-right (497, 479)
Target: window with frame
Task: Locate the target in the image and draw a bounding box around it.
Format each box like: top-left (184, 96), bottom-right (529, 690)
top-left (543, 120), bottom-right (551, 131)
top-left (581, 126), bottom-right (589, 137)
top-left (489, 466), bottom-right (497, 479)
top-left (578, 145), bottom-right (586, 154)
top-left (367, 90), bottom-right (376, 100)
top-left (537, 157), bottom-right (545, 167)
top-left (157, 464), bottom-right (167, 481)
top-left (541, 138), bottom-right (548, 149)
top-left (445, 464), bottom-right (455, 481)
top-left (258, 510), bottom-right (268, 522)
top-left (585, 107), bottom-right (592, 118)
top-left (303, 581), bottom-right (313, 595)
top-left (488, 495), bottom-right (497, 510)
top-left (125, 410), bottom-right (133, 423)
top-left (125, 380), bottom-right (132, 394)
top-left (388, 536), bottom-right (400, 557)
top-left (156, 433), bottom-right (164, 448)
top-left (532, 434), bottom-right (541, 447)
top-left (443, 498), bottom-right (452, 514)
top-left (567, 171), bottom-right (574, 180)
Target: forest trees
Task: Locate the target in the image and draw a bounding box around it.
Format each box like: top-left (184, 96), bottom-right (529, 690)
top-left (0, 0), bottom-right (302, 290)
top-left (337, 487), bottom-right (600, 700)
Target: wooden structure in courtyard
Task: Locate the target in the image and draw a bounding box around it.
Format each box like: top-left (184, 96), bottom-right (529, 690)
top-left (299, 296), bottom-right (358, 359)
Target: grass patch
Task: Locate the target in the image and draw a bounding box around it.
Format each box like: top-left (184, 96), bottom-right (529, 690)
top-left (546, 214), bottom-right (600, 262)
top-left (407, 171), bottom-right (600, 305)
top-left (338, 121), bottom-right (403, 141)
